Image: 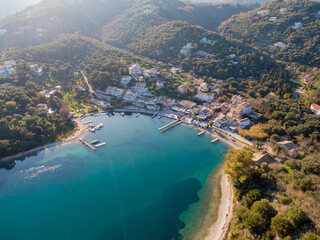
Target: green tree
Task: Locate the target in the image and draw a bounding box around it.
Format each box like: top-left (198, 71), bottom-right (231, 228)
top-left (224, 147), bottom-right (255, 182)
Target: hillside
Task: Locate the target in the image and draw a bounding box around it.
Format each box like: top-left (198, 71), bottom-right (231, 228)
top-left (219, 0), bottom-right (320, 66)
top-left (102, 0), bottom-right (255, 48)
top-left (0, 0), bottom-right (134, 50)
top-left (4, 33), bottom-right (184, 93)
top-left (126, 21), bottom-right (278, 80)
top-left (0, 0), bottom-right (40, 18)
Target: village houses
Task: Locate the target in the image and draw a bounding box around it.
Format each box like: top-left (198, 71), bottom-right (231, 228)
top-left (121, 76), bottom-right (132, 85)
top-left (129, 63), bottom-right (142, 75)
top-left (106, 86), bottom-right (125, 98)
top-left (30, 64), bottom-right (43, 76)
top-left (311, 103), bottom-right (320, 115)
top-left (178, 84), bottom-right (188, 94)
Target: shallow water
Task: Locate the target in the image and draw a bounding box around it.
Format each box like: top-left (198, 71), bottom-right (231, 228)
top-left (0, 114), bottom-right (228, 240)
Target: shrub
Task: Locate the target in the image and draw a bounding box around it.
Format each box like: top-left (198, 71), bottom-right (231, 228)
top-left (242, 189), bottom-right (262, 208)
top-left (251, 199), bottom-right (276, 222)
top-left (302, 160), bottom-right (320, 175)
top-left (293, 176), bottom-right (316, 192)
top-left (299, 233), bottom-right (320, 240)
top-left (271, 213), bottom-right (294, 238)
top-left (279, 196), bottom-right (292, 205)
top-left (287, 206), bottom-right (308, 228)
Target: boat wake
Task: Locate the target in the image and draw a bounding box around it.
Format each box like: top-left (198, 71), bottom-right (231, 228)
top-left (21, 164), bottom-right (61, 179)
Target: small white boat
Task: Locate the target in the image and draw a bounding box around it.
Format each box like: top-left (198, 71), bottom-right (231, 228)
top-left (91, 140), bottom-right (100, 144)
top-left (121, 112), bottom-right (125, 116)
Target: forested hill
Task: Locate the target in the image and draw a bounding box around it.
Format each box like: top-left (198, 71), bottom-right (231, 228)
top-left (128, 21), bottom-right (249, 62)
top-left (102, 0), bottom-right (256, 48)
top-left (219, 0), bottom-right (320, 66)
top-left (0, 0), bottom-right (134, 50)
top-left (5, 33), bottom-right (163, 90)
top-left (126, 21), bottom-right (278, 80)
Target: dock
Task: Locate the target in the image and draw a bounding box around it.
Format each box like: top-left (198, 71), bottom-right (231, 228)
top-left (79, 138), bottom-right (96, 150)
top-left (161, 121), bottom-right (181, 133)
top-left (198, 131), bottom-right (205, 136)
top-left (95, 142), bottom-right (106, 148)
top-left (152, 112), bottom-right (158, 119)
top-left (158, 119), bottom-right (179, 131)
top-left (211, 138), bottom-right (219, 143)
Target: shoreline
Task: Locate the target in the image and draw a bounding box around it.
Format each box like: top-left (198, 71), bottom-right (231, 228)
top-left (1, 111), bottom-right (237, 240)
top-left (0, 118), bottom-right (88, 163)
top-left (180, 124), bottom-right (239, 240)
top-left (204, 172), bottom-right (233, 240)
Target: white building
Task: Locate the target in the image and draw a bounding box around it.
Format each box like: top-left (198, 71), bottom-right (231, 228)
top-left (269, 17), bottom-right (278, 22)
top-left (4, 61), bottom-right (16, 66)
top-left (226, 54), bottom-right (236, 59)
top-left (257, 10), bottom-right (269, 16)
top-left (121, 76), bottom-right (132, 85)
top-left (197, 51), bottom-right (212, 57)
top-left (198, 82), bottom-right (209, 93)
top-left (106, 86), bottom-right (125, 98)
top-left (129, 63), bottom-right (142, 75)
top-left (170, 67), bottom-right (181, 74)
top-left (273, 42), bottom-right (286, 48)
top-left (179, 49), bottom-right (189, 57)
top-left (156, 80), bottom-right (164, 89)
top-left (133, 82), bottom-right (148, 91)
top-left (0, 65), bottom-right (15, 77)
top-left (143, 68), bottom-right (158, 77)
top-left (200, 37), bottom-right (211, 44)
top-left (0, 29), bottom-right (7, 37)
top-left (123, 90), bottom-right (138, 102)
top-left (279, 8), bottom-right (287, 14)
top-left (30, 64), bottom-right (43, 76)
top-left (178, 84), bottom-right (188, 94)
top-left (291, 22), bottom-right (303, 29)
top-left (311, 103), bottom-right (320, 115)
top-left (238, 118), bottom-right (251, 128)
top-left (195, 93), bottom-right (213, 103)
top-left (237, 102), bottom-right (252, 114)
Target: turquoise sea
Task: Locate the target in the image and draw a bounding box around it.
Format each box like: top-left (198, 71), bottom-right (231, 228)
top-left (0, 114), bottom-right (228, 240)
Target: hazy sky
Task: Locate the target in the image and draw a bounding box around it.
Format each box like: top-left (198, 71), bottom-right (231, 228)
top-left (0, 0), bottom-right (41, 18)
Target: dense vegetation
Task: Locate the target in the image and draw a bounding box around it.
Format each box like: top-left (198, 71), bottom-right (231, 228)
top-left (0, 0), bottom-right (134, 50)
top-left (4, 33), bottom-right (185, 94)
top-left (219, 0), bottom-right (320, 66)
top-left (102, 0), bottom-right (255, 48)
top-left (224, 148), bottom-right (320, 240)
top-left (0, 85), bottom-right (75, 158)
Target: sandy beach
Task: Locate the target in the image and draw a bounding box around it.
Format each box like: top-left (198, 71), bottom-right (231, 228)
top-left (0, 118), bottom-right (88, 163)
top-left (204, 173), bottom-right (233, 240)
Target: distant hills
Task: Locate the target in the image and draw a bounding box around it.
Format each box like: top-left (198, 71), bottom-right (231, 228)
top-left (0, 0), bottom-right (41, 18)
top-left (102, 0), bottom-right (256, 48)
top-left (0, 0), bottom-right (135, 49)
top-left (219, 0), bottom-right (320, 66)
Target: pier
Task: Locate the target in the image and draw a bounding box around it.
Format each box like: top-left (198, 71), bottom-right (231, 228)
top-left (198, 131), bottom-right (205, 136)
top-left (161, 121), bottom-right (181, 133)
top-left (211, 138), bottom-right (219, 143)
top-left (95, 142), bottom-right (106, 148)
top-left (79, 139), bottom-right (96, 150)
top-left (158, 119), bottom-right (180, 131)
top-left (152, 112), bottom-right (158, 119)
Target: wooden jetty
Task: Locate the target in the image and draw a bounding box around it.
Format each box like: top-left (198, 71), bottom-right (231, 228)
top-left (79, 138), bottom-right (96, 150)
top-left (211, 138), bottom-right (219, 143)
top-left (161, 121), bottom-right (181, 133)
top-left (152, 112), bottom-right (158, 119)
top-left (95, 142), bottom-right (106, 148)
top-left (158, 119), bottom-right (179, 131)
top-left (198, 131), bottom-right (205, 136)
